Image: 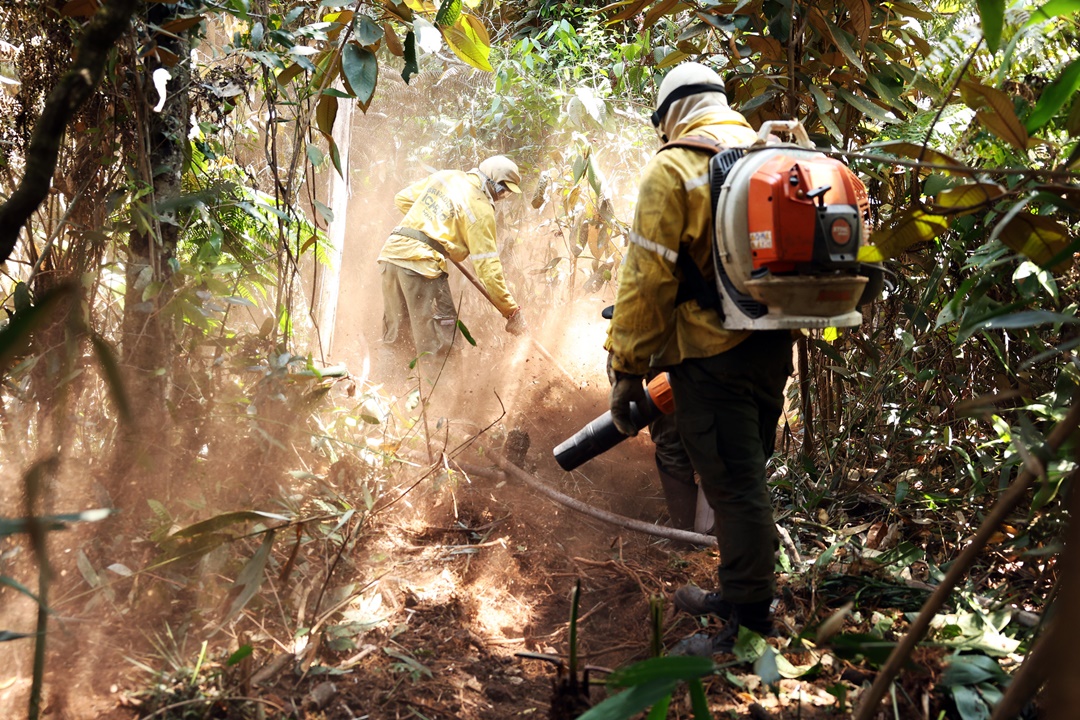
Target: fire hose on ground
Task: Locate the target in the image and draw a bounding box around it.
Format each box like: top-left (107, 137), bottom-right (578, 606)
top-left (455, 452), bottom-right (718, 548)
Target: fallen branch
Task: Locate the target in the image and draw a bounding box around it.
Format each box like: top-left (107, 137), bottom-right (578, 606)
top-left (989, 620), bottom-right (1053, 720)
top-left (854, 397), bottom-right (1080, 720)
top-left (458, 455), bottom-right (718, 548)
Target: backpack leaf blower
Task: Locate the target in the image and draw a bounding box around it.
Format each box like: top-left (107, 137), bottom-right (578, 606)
top-left (707, 120), bottom-right (879, 329)
top-left (555, 120), bottom-right (884, 470)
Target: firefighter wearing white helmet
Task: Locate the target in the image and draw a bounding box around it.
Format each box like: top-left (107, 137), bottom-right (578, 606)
top-left (604, 62), bottom-right (794, 652)
top-left (378, 155), bottom-right (526, 372)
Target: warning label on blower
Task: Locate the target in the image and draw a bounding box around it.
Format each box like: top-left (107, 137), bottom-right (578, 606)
top-left (749, 231), bottom-right (773, 249)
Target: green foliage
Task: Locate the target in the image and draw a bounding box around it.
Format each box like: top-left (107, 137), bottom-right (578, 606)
top-left (938, 652), bottom-right (1010, 720)
top-left (581, 655), bottom-right (717, 720)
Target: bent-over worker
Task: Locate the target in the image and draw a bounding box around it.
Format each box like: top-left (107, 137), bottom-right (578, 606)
top-left (605, 62), bottom-right (794, 652)
top-left (378, 155), bottom-right (527, 372)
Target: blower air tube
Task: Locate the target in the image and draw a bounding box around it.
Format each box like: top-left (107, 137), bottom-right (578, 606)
top-left (553, 373), bottom-right (674, 472)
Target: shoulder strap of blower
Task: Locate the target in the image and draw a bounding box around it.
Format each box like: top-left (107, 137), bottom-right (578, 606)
top-left (657, 136), bottom-right (724, 312)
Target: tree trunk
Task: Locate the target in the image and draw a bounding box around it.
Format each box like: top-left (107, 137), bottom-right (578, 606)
top-left (117, 5), bottom-right (191, 494)
top-left (314, 85), bottom-right (352, 362)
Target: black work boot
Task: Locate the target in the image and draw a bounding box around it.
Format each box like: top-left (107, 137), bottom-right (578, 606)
top-left (657, 466), bottom-right (698, 531)
top-left (673, 586), bottom-right (734, 619)
top-left (712, 599), bottom-right (776, 653)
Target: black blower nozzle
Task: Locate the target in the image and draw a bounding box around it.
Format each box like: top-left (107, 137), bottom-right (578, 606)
top-left (552, 373), bottom-right (674, 472)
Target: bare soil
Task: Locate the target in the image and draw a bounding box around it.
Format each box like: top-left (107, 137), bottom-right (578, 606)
top-left (1, 363), bottom-right (966, 720)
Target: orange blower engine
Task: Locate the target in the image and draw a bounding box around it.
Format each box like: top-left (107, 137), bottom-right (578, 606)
top-left (553, 373), bottom-right (673, 472)
top-left (710, 120), bottom-right (880, 330)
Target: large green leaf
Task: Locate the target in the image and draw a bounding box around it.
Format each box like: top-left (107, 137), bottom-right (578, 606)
top-left (328, 136), bottom-right (343, 177)
top-left (341, 42), bottom-right (378, 111)
top-left (0, 509), bottom-right (112, 536)
top-left (862, 208), bottom-right (950, 261)
top-left (607, 655), bottom-right (716, 687)
top-left (354, 14), bottom-right (385, 47)
top-left (1, 576), bottom-right (45, 607)
top-left (833, 86), bottom-right (897, 124)
top-left (977, 0), bottom-right (1005, 51)
top-left (995, 213), bottom-right (1073, 270)
top-left (441, 13), bottom-right (491, 71)
top-left (645, 696), bottom-right (671, 720)
top-left (950, 685), bottom-right (990, 720)
top-left (656, 48), bottom-right (690, 69)
top-left (576, 678), bottom-right (681, 720)
top-left (402, 30), bottom-right (419, 83)
top-left (688, 678), bottom-right (710, 719)
top-left (806, 82), bottom-right (833, 113)
top-left (1022, 0), bottom-right (1080, 28)
top-left (962, 311), bottom-right (1080, 346)
top-left (456, 319), bottom-right (476, 346)
top-left (0, 284), bottom-right (75, 377)
top-left (862, 141), bottom-right (963, 169)
top-left (434, 0), bottom-right (461, 27)
top-left (939, 654), bottom-right (1008, 687)
top-left (930, 182), bottom-right (1006, 216)
top-left (170, 510), bottom-right (290, 539)
top-left (219, 531), bottom-right (276, 625)
top-left (824, 19), bottom-right (865, 72)
top-left (90, 334), bottom-right (132, 426)
top-left (1025, 58), bottom-right (1080, 132)
top-left (0, 631), bottom-right (34, 642)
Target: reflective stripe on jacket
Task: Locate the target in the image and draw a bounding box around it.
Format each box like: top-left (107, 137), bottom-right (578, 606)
top-left (606, 110), bottom-right (759, 375)
top-left (377, 170), bottom-right (518, 317)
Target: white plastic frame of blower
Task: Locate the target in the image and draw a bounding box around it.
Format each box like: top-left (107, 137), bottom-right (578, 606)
top-left (712, 119), bottom-right (870, 331)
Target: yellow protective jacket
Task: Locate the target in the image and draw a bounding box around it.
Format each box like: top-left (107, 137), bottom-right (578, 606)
top-left (606, 110), bottom-right (759, 375)
top-left (377, 170), bottom-right (519, 318)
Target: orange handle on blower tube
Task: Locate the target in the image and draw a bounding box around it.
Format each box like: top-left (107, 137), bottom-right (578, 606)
top-left (553, 372), bottom-right (675, 472)
top-left (645, 372), bottom-right (675, 414)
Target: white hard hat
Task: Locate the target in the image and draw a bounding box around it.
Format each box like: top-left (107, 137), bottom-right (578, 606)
top-left (651, 62), bottom-right (728, 130)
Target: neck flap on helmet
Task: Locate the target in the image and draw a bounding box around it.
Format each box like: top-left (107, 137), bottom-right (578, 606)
top-left (651, 83), bottom-right (727, 129)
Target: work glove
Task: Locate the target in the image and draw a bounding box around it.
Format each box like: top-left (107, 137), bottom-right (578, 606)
top-left (609, 372), bottom-right (647, 437)
top-left (505, 309), bottom-right (527, 336)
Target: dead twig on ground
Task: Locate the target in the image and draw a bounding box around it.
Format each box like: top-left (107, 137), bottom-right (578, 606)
top-left (570, 556), bottom-right (652, 597)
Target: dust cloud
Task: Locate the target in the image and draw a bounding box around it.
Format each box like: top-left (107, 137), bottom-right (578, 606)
top-left (314, 92), bottom-right (681, 588)
top-left (325, 86), bottom-right (659, 503)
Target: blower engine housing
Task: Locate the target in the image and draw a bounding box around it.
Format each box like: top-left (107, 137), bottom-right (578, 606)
top-left (712, 121), bottom-right (873, 330)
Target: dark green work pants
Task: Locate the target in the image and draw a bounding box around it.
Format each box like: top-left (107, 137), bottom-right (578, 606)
top-left (669, 330), bottom-right (794, 604)
top-left (649, 408), bottom-right (698, 530)
top-left (380, 262), bottom-right (458, 366)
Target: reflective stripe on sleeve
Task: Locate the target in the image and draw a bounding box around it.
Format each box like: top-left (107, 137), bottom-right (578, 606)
top-left (464, 204), bottom-right (476, 223)
top-left (628, 231), bottom-right (678, 263)
top-left (471, 252), bottom-right (498, 260)
top-left (684, 173), bottom-right (709, 191)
